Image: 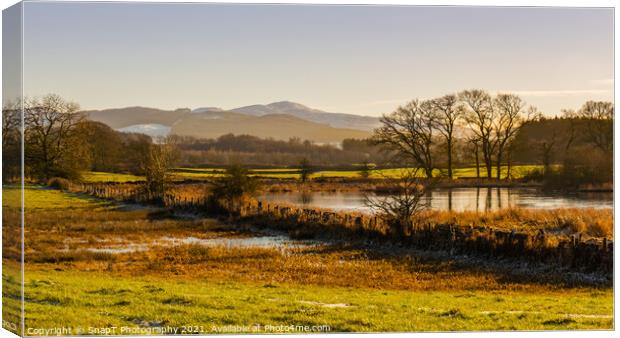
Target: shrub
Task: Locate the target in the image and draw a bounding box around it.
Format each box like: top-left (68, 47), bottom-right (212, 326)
top-left (210, 165), bottom-right (259, 215)
top-left (521, 168), bottom-right (545, 182)
top-left (47, 177), bottom-right (71, 191)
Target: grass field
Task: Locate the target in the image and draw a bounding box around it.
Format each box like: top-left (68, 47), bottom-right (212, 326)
top-left (80, 165), bottom-right (542, 183)
top-left (15, 270), bottom-right (612, 333)
top-left (2, 185), bottom-right (613, 333)
top-left (3, 185), bottom-right (113, 210)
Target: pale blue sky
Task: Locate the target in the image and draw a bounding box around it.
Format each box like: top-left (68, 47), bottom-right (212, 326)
top-left (19, 2), bottom-right (614, 116)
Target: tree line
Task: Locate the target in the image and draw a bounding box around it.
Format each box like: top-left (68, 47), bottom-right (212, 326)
top-left (373, 89), bottom-right (538, 179)
top-left (174, 134), bottom-right (388, 168)
top-left (2, 94), bottom-right (158, 183)
top-left (372, 89), bottom-right (613, 181)
top-left (2, 92), bottom-right (612, 186)
top-left (512, 104), bottom-right (613, 189)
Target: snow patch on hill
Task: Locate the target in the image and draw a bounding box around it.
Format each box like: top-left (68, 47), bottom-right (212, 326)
top-left (117, 124), bottom-right (171, 138)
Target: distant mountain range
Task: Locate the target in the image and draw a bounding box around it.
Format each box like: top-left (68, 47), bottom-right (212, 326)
top-left (83, 101), bottom-right (378, 143)
top-left (82, 107), bottom-right (191, 129)
top-left (226, 101), bottom-right (381, 131)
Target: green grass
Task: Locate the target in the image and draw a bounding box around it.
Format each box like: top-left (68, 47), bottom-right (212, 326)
top-left (2, 265), bottom-right (22, 335)
top-left (81, 172), bottom-right (145, 183)
top-left (2, 185), bottom-right (113, 210)
top-left (450, 165), bottom-right (540, 180)
top-left (19, 270), bottom-right (612, 333)
top-left (176, 165), bottom-right (542, 180)
top-left (78, 165), bottom-right (542, 183)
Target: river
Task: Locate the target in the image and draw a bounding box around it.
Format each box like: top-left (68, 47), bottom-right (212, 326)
top-left (258, 187), bottom-right (613, 212)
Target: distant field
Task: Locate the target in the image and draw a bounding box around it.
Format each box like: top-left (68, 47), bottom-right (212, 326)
top-left (80, 165), bottom-right (542, 183)
top-left (179, 164), bottom-right (542, 180)
top-left (81, 171), bottom-right (145, 183)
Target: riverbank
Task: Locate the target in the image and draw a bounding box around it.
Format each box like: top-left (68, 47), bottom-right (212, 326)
top-left (260, 178), bottom-right (543, 193)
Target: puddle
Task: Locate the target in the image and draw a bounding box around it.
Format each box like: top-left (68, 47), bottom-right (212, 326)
top-left (85, 244), bottom-right (150, 254)
top-left (62, 234), bottom-right (320, 255)
top-left (159, 235), bottom-right (317, 249)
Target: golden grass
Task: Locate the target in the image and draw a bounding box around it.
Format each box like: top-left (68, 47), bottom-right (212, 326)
top-left (18, 198), bottom-right (610, 292)
top-left (423, 208), bottom-right (613, 239)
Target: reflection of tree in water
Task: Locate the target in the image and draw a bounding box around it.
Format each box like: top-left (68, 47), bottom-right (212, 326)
top-left (507, 188), bottom-right (512, 208)
top-left (425, 190), bottom-right (433, 210)
top-left (497, 188), bottom-right (502, 209)
top-left (485, 187), bottom-right (492, 211)
top-left (299, 191), bottom-right (314, 205)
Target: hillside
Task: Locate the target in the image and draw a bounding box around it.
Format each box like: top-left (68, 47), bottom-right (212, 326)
top-left (171, 111), bottom-right (371, 143)
top-left (231, 101), bottom-right (381, 131)
top-left (81, 103), bottom-right (374, 143)
top-left (83, 107), bottom-right (191, 129)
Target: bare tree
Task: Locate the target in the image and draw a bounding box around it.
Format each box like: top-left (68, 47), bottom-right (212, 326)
top-left (2, 100), bottom-right (22, 182)
top-left (492, 94), bottom-right (533, 179)
top-left (430, 94), bottom-right (462, 180)
top-left (575, 101), bottom-right (613, 153)
top-left (538, 131), bottom-right (557, 176)
top-left (561, 109), bottom-right (578, 155)
top-left (364, 168), bottom-right (431, 238)
top-left (299, 158), bottom-right (314, 182)
top-left (141, 136), bottom-right (178, 200)
top-left (2, 100), bottom-right (20, 145)
top-left (23, 94), bottom-right (86, 180)
top-left (459, 89), bottom-right (496, 179)
top-left (373, 100), bottom-right (437, 178)
top-left (466, 136), bottom-right (481, 179)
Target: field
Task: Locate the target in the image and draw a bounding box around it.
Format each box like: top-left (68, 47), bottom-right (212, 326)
top-left (2, 185), bottom-right (613, 333)
top-left (79, 165), bottom-right (542, 183)
top-left (13, 270), bottom-right (613, 333)
top-left (81, 172), bottom-right (145, 183)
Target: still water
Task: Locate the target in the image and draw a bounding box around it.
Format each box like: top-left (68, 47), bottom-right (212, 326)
top-left (258, 187), bottom-right (613, 212)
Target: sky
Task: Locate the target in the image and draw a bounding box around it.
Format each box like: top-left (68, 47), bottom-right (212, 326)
top-left (13, 2), bottom-right (615, 116)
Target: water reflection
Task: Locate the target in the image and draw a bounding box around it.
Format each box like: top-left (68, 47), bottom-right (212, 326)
top-left (300, 191), bottom-right (314, 205)
top-left (258, 187), bottom-right (613, 213)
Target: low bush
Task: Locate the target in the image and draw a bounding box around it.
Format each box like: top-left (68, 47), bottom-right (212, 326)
top-left (47, 177), bottom-right (71, 191)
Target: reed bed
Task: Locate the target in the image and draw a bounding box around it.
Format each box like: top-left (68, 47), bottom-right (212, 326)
top-left (423, 208), bottom-right (613, 238)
